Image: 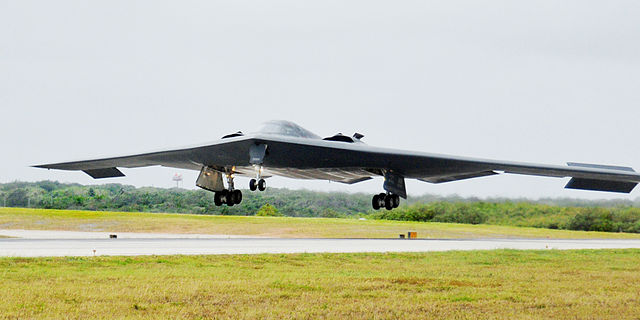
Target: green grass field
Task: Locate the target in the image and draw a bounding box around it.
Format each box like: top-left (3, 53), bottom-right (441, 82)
top-left (3, 208), bottom-right (640, 318)
top-left (2, 250), bottom-right (640, 319)
top-left (2, 207), bottom-right (640, 239)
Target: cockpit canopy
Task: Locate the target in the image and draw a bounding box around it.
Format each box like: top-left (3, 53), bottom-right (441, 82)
top-left (257, 120), bottom-right (321, 139)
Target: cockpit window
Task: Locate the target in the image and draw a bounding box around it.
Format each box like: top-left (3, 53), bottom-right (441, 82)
top-left (257, 120), bottom-right (321, 139)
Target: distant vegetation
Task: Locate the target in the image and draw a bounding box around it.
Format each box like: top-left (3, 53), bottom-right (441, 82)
top-left (0, 181), bottom-right (370, 217)
top-left (2, 181), bottom-right (640, 233)
top-left (370, 202), bottom-right (640, 233)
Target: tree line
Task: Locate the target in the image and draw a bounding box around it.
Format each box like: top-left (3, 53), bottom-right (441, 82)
top-left (370, 201), bottom-right (640, 233)
top-left (0, 181), bottom-right (368, 217)
top-left (2, 181), bottom-right (640, 233)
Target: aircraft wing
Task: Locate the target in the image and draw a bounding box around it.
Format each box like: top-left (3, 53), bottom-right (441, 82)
top-left (35, 133), bottom-right (640, 194)
top-left (252, 135), bottom-right (640, 195)
top-left (33, 137), bottom-right (257, 178)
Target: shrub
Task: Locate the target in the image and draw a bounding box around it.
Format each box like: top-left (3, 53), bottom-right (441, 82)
top-left (256, 204), bottom-right (282, 217)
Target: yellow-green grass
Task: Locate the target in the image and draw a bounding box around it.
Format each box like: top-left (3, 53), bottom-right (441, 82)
top-left (2, 207), bottom-right (640, 239)
top-left (2, 250), bottom-right (640, 319)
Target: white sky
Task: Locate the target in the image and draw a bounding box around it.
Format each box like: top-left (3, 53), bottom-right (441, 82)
top-left (1, 0), bottom-right (639, 200)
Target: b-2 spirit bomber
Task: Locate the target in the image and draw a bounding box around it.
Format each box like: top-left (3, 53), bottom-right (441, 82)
top-left (36, 120), bottom-right (640, 210)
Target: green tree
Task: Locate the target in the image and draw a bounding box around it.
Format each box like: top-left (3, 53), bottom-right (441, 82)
top-left (256, 204), bottom-right (282, 217)
top-left (319, 208), bottom-right (344, 218)
top-left (6, 189), bottom-right (28, 207)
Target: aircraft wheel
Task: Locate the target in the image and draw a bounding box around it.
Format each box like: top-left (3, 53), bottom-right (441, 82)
top-left (384, 195), bottom-right (394, 210)
top-left (377, 193), bottom-right (386, 208)
top-left (219, 190), bottom-right (228, 203)
top-left (372, 195), bottom-right (381, 210)
top-left (214, 192), bottom-right (222, 206)
top-left (258, 179), bottom-right (266, 191)
top-left (233, 190), bottom-right (243, 204)
top-left (225, 191), bottom-right (235, 206)
top-left (392, 194), bottom-right (400, 208)
top-left (375, 193), bottom-right (386, 209)
top-left (249, 179), bottom-right (257, 191)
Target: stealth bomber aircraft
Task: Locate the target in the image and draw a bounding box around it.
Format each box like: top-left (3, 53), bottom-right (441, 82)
top-left (35, 120), bottom-right (640, 210)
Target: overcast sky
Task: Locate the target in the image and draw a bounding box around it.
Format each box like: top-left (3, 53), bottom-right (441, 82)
top-left (1, 0), bottom-right (639, 200)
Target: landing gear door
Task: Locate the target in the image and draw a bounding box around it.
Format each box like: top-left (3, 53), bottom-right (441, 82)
top-left (196, 167), bottom-right (224, 192)
top-left (383, 171), bottom-right (407, 199)
top-left (249, 144), bottom-right (268, 165)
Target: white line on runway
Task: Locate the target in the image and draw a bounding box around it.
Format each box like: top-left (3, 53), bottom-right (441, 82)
top-left (2, 238), bottom-right (640, 257)
top-left (0, 229), bottom-right (262, 239)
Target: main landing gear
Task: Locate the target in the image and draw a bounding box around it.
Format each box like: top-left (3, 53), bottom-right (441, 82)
top-left (372, 193), bottom-right (400, 210)
top-left (214, 173), bottom-right (243, 207)
top-left (214, 189), bottom-right (242, 206)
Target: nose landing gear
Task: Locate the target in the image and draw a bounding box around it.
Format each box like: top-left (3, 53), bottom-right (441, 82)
top-left (372, 193), bottom-right (400, 210)
top-left (249, 178), bottom-right (266, 191)
top-left (249, 165), bottom-right (267, 191)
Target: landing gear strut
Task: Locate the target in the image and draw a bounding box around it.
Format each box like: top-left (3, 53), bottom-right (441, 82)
top-left (214, 173), bottom-right (242, 206)
top-left (372, 193), bottom-right (400, 210)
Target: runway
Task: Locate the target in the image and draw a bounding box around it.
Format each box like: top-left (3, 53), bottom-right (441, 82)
top-left (2, 230), bottom-right (640, 257)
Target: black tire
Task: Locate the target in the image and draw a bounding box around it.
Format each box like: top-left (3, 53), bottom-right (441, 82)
top-left (219, 190), bottom-right (228, 204)
top-left (393, 195), bottom-right (400, 208)
top-left (214, 192), bottom-right (222, 206)
top-left (384, 195), bottom-right (394, 210)
top-left (233, 190), bottom-right (242, 204)
top-left (372, 195), bottom-right (380, 210)
top-left (249, 179), bottom-right (257, 191)
top-left (258, 179), bottom-right (266, 191)
top-left (225, 191), bottom-right (234, 206)
top-left (377, 193), bottom-right (386, 208)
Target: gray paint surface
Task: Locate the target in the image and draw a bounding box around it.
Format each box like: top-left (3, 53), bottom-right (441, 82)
top-left (3, 237), bottom-right (640, 257)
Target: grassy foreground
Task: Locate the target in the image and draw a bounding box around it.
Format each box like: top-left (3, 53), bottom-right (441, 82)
top-left (3, 207), bottom-right (640, 239)
top-left (1, 250), bottom-right (639, 319)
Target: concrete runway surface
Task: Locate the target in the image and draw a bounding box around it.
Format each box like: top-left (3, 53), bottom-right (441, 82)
top-left (2, 230), bottom-right (640, 257)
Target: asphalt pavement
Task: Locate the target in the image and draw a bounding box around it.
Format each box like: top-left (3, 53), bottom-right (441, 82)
top-left (2, 229), bottom-right (640, 257)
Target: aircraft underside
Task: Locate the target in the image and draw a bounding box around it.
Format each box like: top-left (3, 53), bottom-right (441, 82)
top-left (194, 164), bottom-right (403, 210)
